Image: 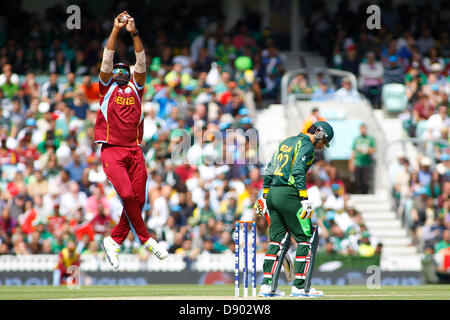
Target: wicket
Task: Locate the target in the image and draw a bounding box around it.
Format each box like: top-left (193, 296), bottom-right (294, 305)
top-left (234, 221), bottom-right (257, 297)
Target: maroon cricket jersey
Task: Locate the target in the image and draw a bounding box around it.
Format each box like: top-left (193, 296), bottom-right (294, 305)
top-left (94, 77), bottom-right (145, 146)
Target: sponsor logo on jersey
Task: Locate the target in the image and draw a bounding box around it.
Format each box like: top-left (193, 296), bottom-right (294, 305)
top-left (280, 145), bottom-right (293, 153)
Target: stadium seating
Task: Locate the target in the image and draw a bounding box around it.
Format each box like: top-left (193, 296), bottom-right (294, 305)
top-left (415, 120), bottom-right (428, 139)
top-left (381, 83), bottom-right (408, 113)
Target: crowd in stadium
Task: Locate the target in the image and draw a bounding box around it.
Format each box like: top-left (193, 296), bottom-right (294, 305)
top-left (315, 0), bottom-right (449, 270)
top-left (287, 0), bottom-right (449, 270)
top-left (0, 2), bottom-right (384, 265)
top-left (307, 159), bottom-right (382, 258)
top-left (0, 1), bottom-right (448, 274)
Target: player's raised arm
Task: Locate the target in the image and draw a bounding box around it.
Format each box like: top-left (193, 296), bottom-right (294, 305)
top-left (99, 12), bottom-right (127, 85)
top-left (125, 13), bottom-right (146, 88)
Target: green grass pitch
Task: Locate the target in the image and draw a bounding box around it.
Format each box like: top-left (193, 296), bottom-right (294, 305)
top-left (1, 284), bottom-right (449, 300)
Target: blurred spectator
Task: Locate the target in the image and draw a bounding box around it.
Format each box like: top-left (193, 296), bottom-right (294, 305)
top-left (79, 75), bottom-right (99, 104)
top-left (383, 55), bottom-right (404, 84)
top-left (358, 52), bottom-right (383, 108)
top-left (405, 61), bottom-right (427, 88)
top-left (71, 50), bottom-right (89, 76)
top-left (191, 30), bottom-right (216, 63)
top-left (0, 64), bottom-right (19, 99)
top-left (426, 105), bottom-right (450, 140)
top-left (177, 237), bottom-right (200, 270)
top-left (334, 77), bottom-right (361, 102)
top-left (68, 90), bottom-right (90, 120)
top-left (412, 91), bottom-right (435, 122)
top-left (418, 157), bottom-right (433, 186)
top-left (194, 47), bottom-right (214, 73)
top-left (147, 186), bottom-right (171, 237)
top-left (81, 240), bottom-right (100, 256)
top-left (20, 72), bottom-right (40, 105)
top-left (358, 231), bottom-right (376, 257)
top-left (434, 229), bottom-right (450, 271)
top-left (288, 74), bottom-right (313, 95)
top-left (85, 184), bottom-right (110, 221)
top-left (10, 194), bottom-right (26, 220)
top-left (53, 240), bottom-right (80, 286)
top-left (64, 150), bottom-right (88, 183)
top-left (28, 230), bottom-right (42, 254)
top-left (62, 72), bottom-right (78, 104)
top-left (89, 204), bottom-right (114, 236)
top-left (0, 206), bottom-right (16, 239)
top-left (215, 34), bottom-right (236, 70)
top-left (417, 27), bottom-right (435, 55)
top-left (0, 64), bottom-right (19, 87)
top-left (41, 73), bottom-right (62, 103)
top-left (323, 184), bottom-right (345, 212)
top-left (49, 51), bottom-right (71, 75)
top-left (312, 79), bottom-right (334, 101)
top-left (59, 181), bottom-right (87, 219)
top-left (261, 43), bottom-right (284, 99)
top-left (173, 45), bottom-right (194, 76)
top-left (201, 237), bottom-right (220, 254)
top-left (422, 48), bottom-right (445, 74)
top-left (349, 124), bottom-right (376, 194)
top-left (341, 45), bottom-right (360, 77)
top-left (0, 242), bottom-right (10, 254)
top-left (301, 107), bottom-right (326, 134)
top-left (30, 49), bottom-right (48, 74)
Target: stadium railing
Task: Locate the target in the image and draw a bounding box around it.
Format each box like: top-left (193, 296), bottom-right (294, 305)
top-left (281, 68), bottom-right (359, 106)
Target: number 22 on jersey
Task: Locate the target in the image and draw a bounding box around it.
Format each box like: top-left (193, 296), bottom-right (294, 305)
top-left (273, 152), bottom-right (290, 176)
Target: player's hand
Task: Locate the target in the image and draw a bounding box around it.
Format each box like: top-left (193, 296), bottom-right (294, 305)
top-left (348, 159), bottom-right (355, 171)
top-left (254, 197), bottom-right (267, 216)
top-left (298, 200), bottom-right (314, 219)
top-left (125, 13), bottom-right (137, 33)
top-left (114, 12), bottom-right (128, 29)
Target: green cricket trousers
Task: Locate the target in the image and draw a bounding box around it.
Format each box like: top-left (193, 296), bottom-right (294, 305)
top-left (262, 185), bottom-right (313, 289)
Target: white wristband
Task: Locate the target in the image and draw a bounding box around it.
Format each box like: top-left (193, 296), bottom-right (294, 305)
top-left (134, 50), bottom-right (146, 73)
top-left (100, 48), bottom-right (115, 73)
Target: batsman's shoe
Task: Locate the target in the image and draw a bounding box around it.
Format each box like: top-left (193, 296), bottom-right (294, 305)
top-left (290, 286), bottom-right (323, 297)
top-left (144, 237), bottom-right (168, 260)
top-left (102, 236), bottom-right (120, 269)
top-left (258, 284), bottom-right (285, 297)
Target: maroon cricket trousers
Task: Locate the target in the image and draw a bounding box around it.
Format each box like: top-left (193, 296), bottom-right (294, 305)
top-left (100, 143), bottom-right (150, 245)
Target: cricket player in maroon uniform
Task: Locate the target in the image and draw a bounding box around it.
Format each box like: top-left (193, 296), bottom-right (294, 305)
top-left (96, 11), bottom-right (168, 269)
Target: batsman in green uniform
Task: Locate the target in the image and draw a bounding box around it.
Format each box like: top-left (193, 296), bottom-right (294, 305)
top-left (254, 121), bottom-right (334, 297)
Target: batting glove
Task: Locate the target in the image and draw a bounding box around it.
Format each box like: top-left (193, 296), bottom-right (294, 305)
top-left (254, 196), bottom-right (267, 216)
top-left (298, 200), bottom-right (314, 219)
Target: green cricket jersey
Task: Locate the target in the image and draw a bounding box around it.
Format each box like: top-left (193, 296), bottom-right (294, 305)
top-left (352, 134), bottom-right (376, 167)
top-left (263, 133), bottom-right (314, 196)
